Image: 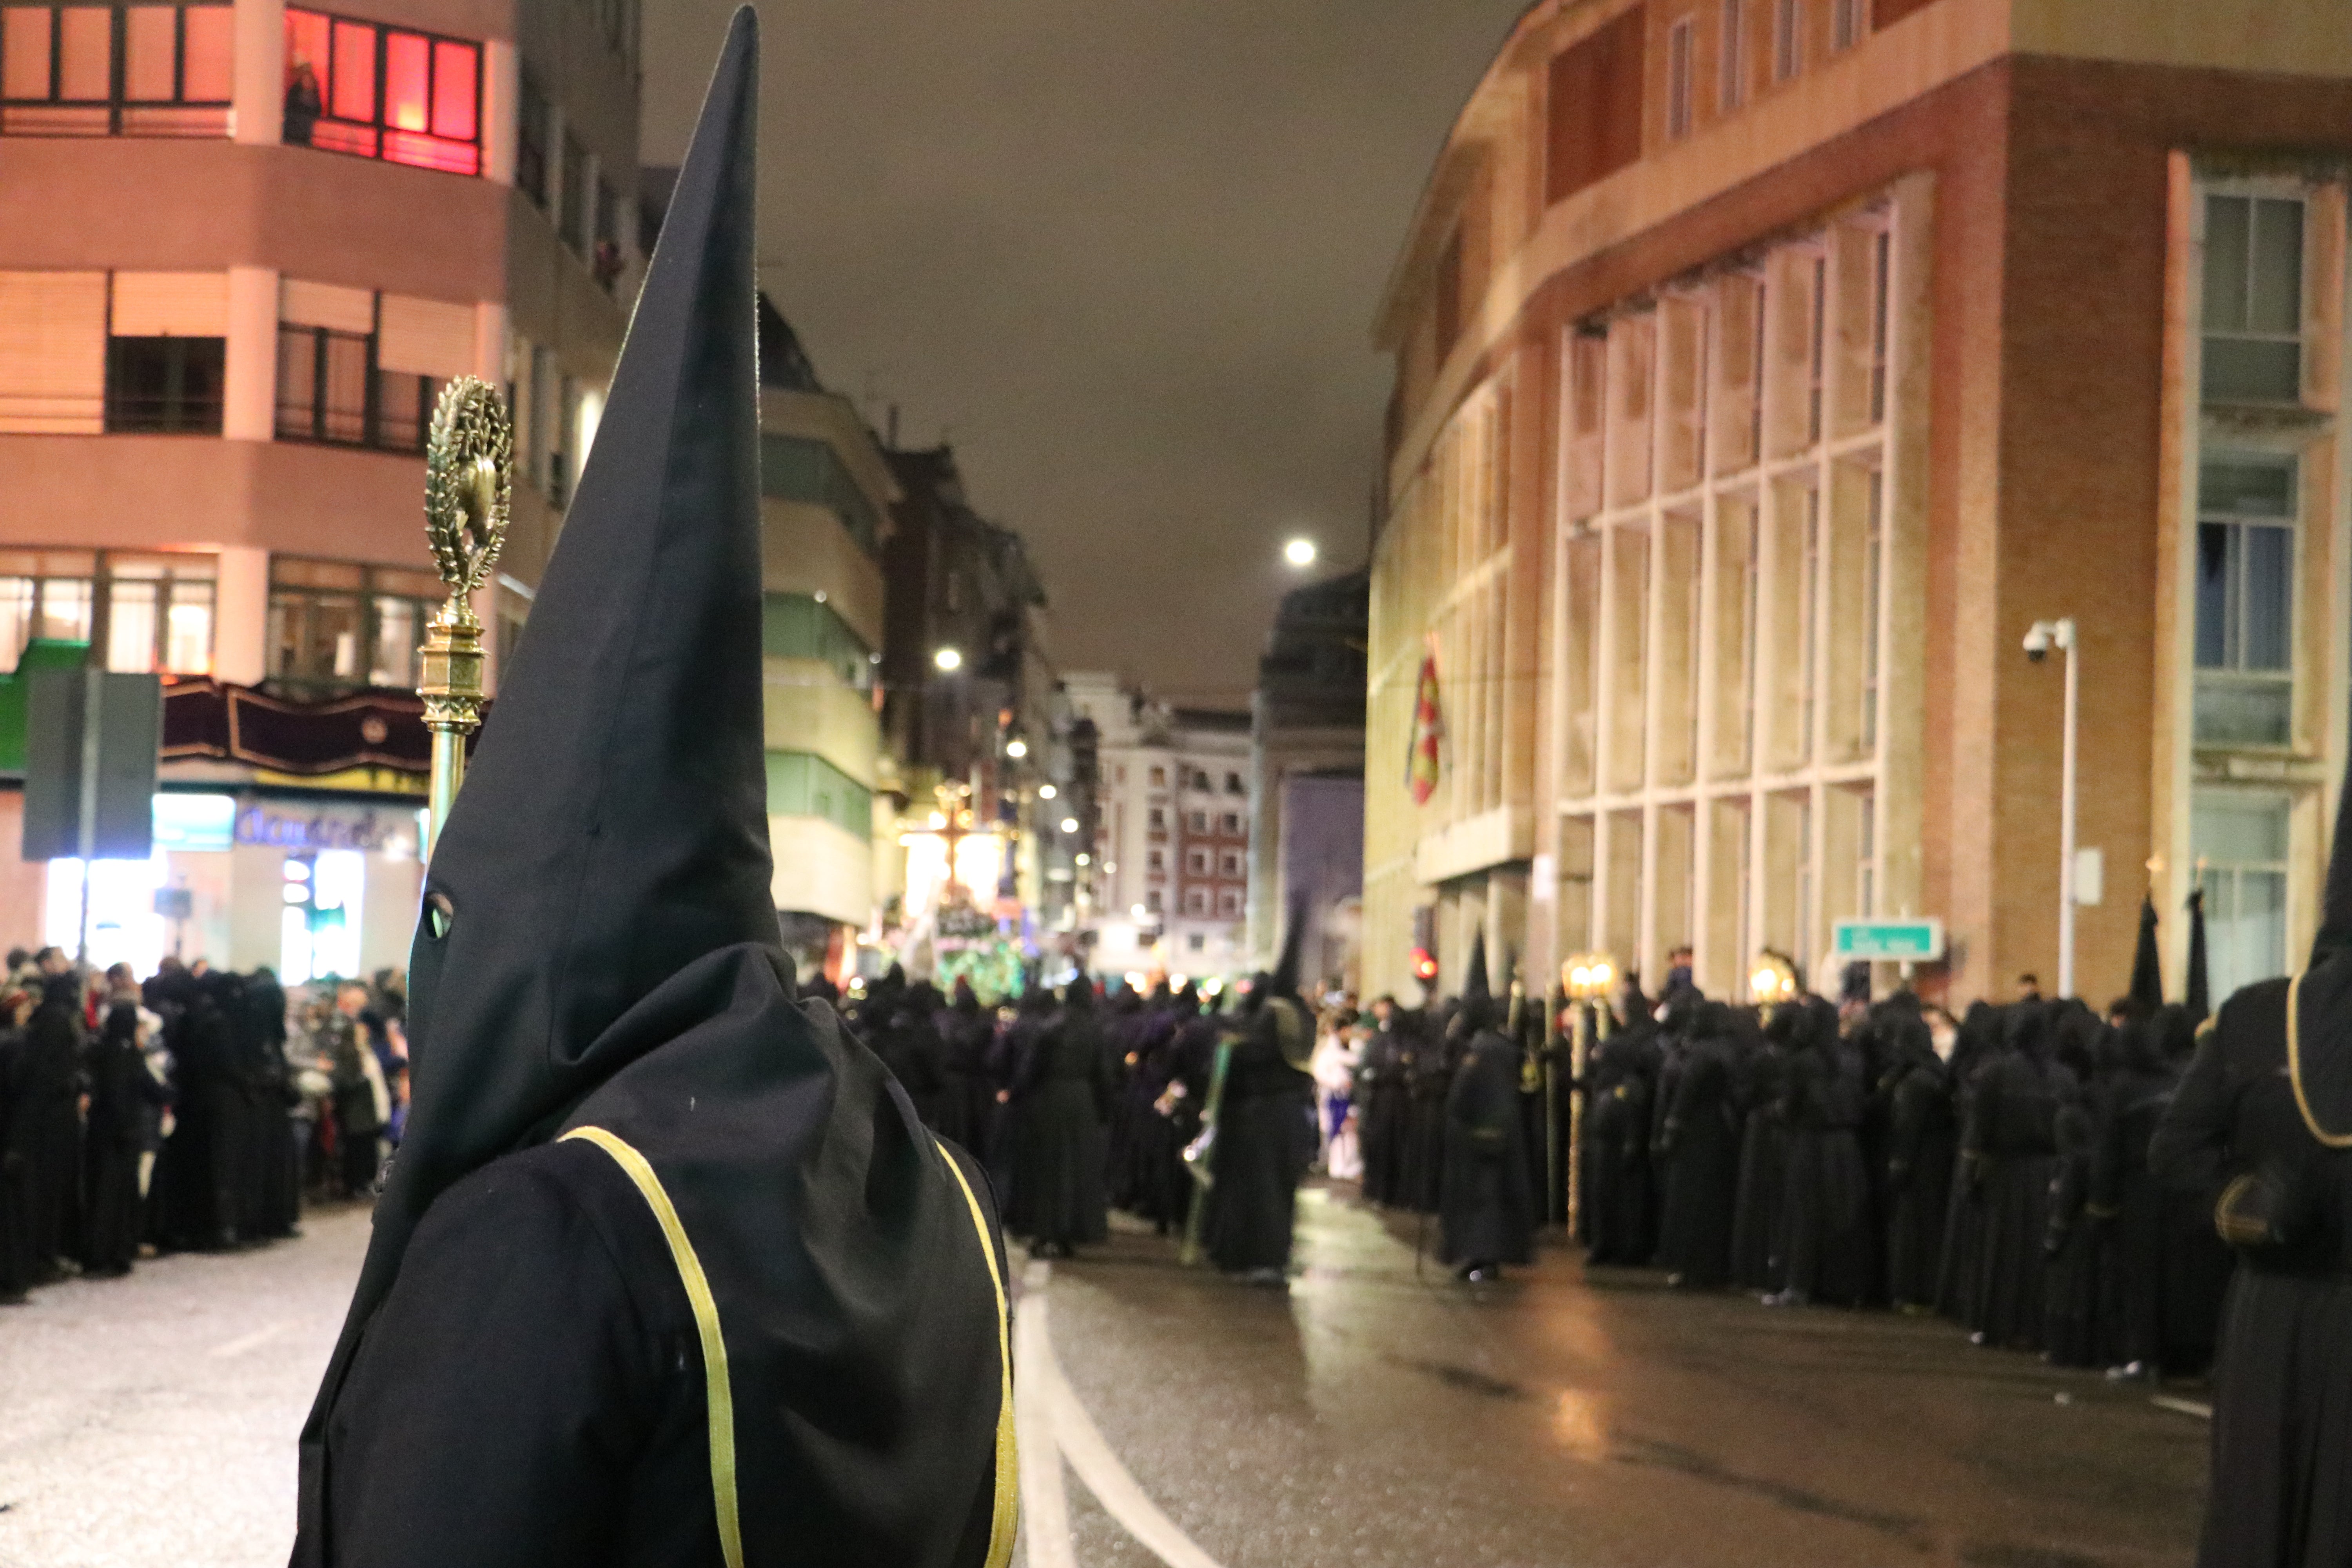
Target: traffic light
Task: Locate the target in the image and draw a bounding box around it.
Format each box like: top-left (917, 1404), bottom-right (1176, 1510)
top-left (1410, 904), bottom-right (1439, 984)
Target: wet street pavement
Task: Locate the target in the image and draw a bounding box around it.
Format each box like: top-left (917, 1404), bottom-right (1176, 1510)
top-left (0, 1187), bottom-right (2206, 1568)
top-left (1020, 1184), bottom-right (2208, 1568)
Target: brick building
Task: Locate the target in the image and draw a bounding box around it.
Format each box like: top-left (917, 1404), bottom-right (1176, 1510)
top-left (1365, 0), bottom-right (2352, 1007)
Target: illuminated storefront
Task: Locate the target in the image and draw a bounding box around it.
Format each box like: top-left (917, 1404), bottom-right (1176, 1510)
top-left (36, 790), bottom-right (423, 980)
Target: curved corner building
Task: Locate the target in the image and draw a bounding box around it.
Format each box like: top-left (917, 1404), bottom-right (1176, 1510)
top-left (1365, 0), bottom-right (2352, 1008)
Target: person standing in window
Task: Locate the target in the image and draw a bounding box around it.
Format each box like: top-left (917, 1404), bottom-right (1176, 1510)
top-left (285, 55), bottom-right (322, 146)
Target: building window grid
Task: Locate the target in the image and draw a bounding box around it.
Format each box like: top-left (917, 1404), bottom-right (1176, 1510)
top-left (0, 1), bottom-right (233, 138)
top-left (1553, 215), bottom-right (1895, 991)
top-left (2193, 455), bottom-right (2298, 748)
top-left (281, 7), bottom-right (481, 176)
top-left (0, 550), bottom-right (216, 674)
top-left (2201, 192), bottom-right (2305, 406)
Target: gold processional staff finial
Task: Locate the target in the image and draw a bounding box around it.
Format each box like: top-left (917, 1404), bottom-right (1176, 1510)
top-left (417, 376), bottom-right (512, 861)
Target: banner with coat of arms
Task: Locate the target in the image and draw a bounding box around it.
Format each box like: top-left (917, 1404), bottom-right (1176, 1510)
top-left (1407, 635), bottom-right (1443, 805)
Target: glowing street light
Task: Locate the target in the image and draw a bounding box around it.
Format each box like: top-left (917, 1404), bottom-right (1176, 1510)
top-left (1038, 783), bottom-right (1058, 800)
top-left (933, 646), bottom-right (963, 672)
top-left (1060, 817), bottom-right (1080, 834)
top-left (1283, 537), bottom-right (1318, 568)
top-left (1005, 737), bottom-right (1029, 759)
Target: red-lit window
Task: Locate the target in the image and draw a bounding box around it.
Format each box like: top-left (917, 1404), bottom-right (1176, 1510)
top-left (0, 3), bottom-right (233, 138)
top-left (283, 6), bottom-right (479, 176)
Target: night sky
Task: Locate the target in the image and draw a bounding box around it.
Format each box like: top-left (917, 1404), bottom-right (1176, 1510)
top-left (640, 1), bottom-right (1529, 705)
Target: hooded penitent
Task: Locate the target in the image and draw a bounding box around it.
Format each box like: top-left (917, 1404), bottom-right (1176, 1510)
top-left (295, 14), bottom-right (1013, 1565)
top-left (1457, 929), bottom-right (1494, 1035)
top-left (2128, 895), bottom-right (2163, 1016)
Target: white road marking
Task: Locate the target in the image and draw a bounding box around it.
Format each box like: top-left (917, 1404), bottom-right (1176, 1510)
top-left (1015, 1257), bottom-right (1229, 1568)
top-left (1014, 1283), bottom-right (1077, 1568)
top-left (207, 1321), bottom-right (289, 1359)
top-left (2151, 1395), bottom-right (2214, 1420)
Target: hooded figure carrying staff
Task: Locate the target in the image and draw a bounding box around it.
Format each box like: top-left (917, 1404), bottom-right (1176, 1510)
top-left (2153, 741), bottom-right (2352, 1564)
top-left (292, 15), bottom-right (1016, 1567)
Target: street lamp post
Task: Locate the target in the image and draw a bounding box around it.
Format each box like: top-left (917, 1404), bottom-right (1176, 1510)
top-left (2026, 618), bottom-right (2080, 997)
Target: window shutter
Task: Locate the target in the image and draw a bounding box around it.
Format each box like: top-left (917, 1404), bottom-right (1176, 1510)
top-left (111, 271), bottom-right (230, 337)
top-left (377, 294), bottom-right (476, 377)
top-left (0, 271), bottom-right (107, 434)
top-left (279, 278), bottom-right (375, 334)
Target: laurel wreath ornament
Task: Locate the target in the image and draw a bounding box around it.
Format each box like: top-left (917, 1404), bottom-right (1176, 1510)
top-left (423, 376), bottom-right (513, 621)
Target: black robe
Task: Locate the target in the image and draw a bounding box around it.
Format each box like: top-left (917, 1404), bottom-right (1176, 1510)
top-left (1201, 1009), bottom-right (1315, 1275)
top-left (1775, 1032), bottom-right (1876, 1306)
top-left (1004, 1003), bottom-right (1110, 1249)
top-left (1582, 1023), bottom-right (1658, 1266)
top-left (309, 953), bottom-right (1011, 1568)
top-left (1882, 1052), bottom-right (1956, 1309)
top-left (14, 996), bottom-right (83, 1273)
top-left (1966, 1044), bottom-right (2073, 1349)
top-left (2151, 975), bottom-right (2352, 1568)
top-left (80, 1008), bottom-right (166, 1276)
top-left (1729, 1040), bottom-right (1788, 1292)
top-left (1437, 1028), bottom-right (1535, 1268)
top-left (1655, 1031), bottom-right (1742, 1289)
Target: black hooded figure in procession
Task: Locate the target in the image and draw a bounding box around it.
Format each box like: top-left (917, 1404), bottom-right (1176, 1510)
top-left (1437, 934), bottom-right (1535, 1281)
top-left (1003, 978), bottom-right (1111, 1258)
top-left (1199, 908), bottom-right (1319, 1285)
top-left (291, 18), bottom-right (1017, 1566)
top-left (2152, 737), bottom-right (2352, 1568)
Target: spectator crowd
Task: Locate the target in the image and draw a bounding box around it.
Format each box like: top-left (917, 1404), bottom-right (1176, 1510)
top-left (0, 949), bottom-right (410, 1301)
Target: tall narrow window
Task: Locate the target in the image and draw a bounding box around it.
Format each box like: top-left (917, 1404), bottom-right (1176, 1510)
top-left (1832, 0), bottom-right (1863, 50)
top-left (1861, 469), bottom-right (1883, 751)
top-left (559, 132), bottom-right (590, 254)
top-left (1856, 788), bottom-right (1876, 917)
top-left (1749, 278), bottom-right (1766, 461)
top-left (1800, 488), bottom-right (1820, 760)
top-left (1718, 0), bottom-right (1746, 111)
top-left (1773, 0), bottom-right (1802, 82)
top-left (1665, 16), bottom-right (1695, 140)
top-left (2202, 193), bottom-right (2304, 404)
top-left (515, 69), bottom-right (548, 205)
top-left (1807, 253), bottom-right (1827, 445)
top-left (1869, 229), bottom-right (1891, 425)
top-left (2194, 457), bottom-right (2296, 746)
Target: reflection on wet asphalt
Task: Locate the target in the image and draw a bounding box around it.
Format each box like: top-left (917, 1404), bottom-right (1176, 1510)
top-left (1028, 1184), bottom-right (2205, 1568)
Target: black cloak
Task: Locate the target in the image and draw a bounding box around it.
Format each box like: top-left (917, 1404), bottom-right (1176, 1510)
top-left (293, 17), bottom-right (1014, 1566)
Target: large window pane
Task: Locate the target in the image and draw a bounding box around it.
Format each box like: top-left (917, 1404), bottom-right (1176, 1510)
top-left (2194, 678), bottom-right (2291, 747)
top-left (2242, 525), bottom-right (2291, 670)
top-left (383, 29), bottom-right (427, 131)
top-left (107, 577), bottom-right (158, 671)
top-left (319, 330), bottom-right (368, 443)
top-left (2251, 198), bottom-right (2304, 336)
top-left (2202, 458), bottom-right (2294, 517)
top-left (124, 7), bottom-right (180, 101)
top-left (3, 9), bottom-right (53, 100)
top-left (329, 18), bottom-right (374, 121)
top-left (2204, 339), bottom-right (2301, 404)
top-left (369, 595), bottom-right (418, 686)
top-left (164, 581), bottom-right (212, 673)
top-left (431, 39), bottom-right (474, 140)
top-left (38, 578), bottom-right (91, 643)
top-left (58, 5), bottom-right (111, 100)
top-left (2203, 196), bottom-right (2250, 332)
top-left (182, 5), bottom-right (231, 98)
top-left (2194, 523), bottom-right (2229, 668)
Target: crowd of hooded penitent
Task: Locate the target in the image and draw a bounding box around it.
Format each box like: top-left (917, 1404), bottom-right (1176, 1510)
top-left (845, 906), bottom-right (2233, 1377)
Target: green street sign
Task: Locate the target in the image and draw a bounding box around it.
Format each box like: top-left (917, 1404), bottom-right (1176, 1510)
top-left (1832, 918), bottom-right (1944, 962)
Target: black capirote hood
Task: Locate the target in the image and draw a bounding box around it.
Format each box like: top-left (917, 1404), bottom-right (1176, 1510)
top-left (301, 0), bottom-right (769, 1458)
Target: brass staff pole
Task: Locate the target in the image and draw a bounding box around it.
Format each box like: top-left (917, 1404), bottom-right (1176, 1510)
top-left (417, 377), bottom-right (512, 860)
